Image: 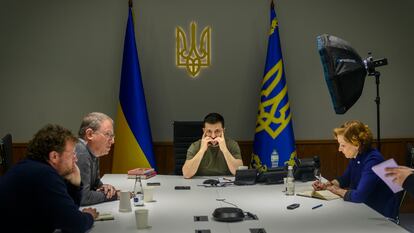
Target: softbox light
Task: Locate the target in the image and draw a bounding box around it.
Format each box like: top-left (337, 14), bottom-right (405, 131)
top-left (316, 34), bottom-right (367, 114)
top-left (316, 34), bottom-right (388, 150)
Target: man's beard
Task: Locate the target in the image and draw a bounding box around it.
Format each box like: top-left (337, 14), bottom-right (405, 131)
top-left (61, 166), bottom-right (74, 177)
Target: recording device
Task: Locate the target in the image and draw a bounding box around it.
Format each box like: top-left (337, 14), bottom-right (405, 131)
top-left (234, 169), bottom-right (257, 185)
top-left (287, 203), bottom-right (300, 210)
top-left (256, 167), bottom-right (286, 184)
top-left (175, 186), bottom-right (191, 190)
top-left (294, 156), bottom-right (321, 182)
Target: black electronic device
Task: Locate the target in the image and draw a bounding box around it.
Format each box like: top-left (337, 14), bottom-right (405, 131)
top-left (257, 167), bottom-right (286, 184)
top-left (212, 207), bottom-right (245, 222)
top-left (203, 179), bottom-right (220, 186)
top-left (287, 203), bottom-right (300, 210)
top-left (294, 156), bottom-right (320, 182)
top-left (147, 182), bottom-right (161, 186)
top-left (234, 169), bottom-right (257, 185)
top-left (175, 186), bottom-right (191, 190)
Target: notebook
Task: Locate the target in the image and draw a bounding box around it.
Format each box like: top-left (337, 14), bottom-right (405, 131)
top-left (296, 190), bottom-right (341, 200)
top-left (95, 212), bottom-right (114, 221)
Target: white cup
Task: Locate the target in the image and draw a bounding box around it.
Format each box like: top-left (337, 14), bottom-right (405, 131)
top-left (237, 166), bottom-right (248, 170)
top-left (118, 191), bottom-right (132, 212)
top-left (135, 209), bottom-right (150, 229)
top-left (143, 186), bottom-right (154, 202)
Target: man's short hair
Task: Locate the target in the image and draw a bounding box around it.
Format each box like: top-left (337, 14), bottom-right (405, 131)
top-left (78, 112), bottom-right (113, 139)
top-left (203, 113), bottom-right (225, 128)
top-left (27, 124), bottom-right (77, 162)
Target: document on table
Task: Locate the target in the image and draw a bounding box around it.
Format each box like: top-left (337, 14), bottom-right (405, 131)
top-left (371, 159), bottom-right (404, 193)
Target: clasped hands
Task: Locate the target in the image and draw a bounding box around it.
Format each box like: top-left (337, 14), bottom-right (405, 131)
top-left (200, 132), bottom-right (227, 152)
top-left (97, 184), bottom-right (118, 199)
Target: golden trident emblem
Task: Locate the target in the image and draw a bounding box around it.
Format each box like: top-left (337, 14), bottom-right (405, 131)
top-left (176, 22), bottom-right (211, 77)
top-left (256, 60), bottom-right (292, 139)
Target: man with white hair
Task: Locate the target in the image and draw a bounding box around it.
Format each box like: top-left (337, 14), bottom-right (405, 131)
top-left (76, 112), bottom-right (118, 206)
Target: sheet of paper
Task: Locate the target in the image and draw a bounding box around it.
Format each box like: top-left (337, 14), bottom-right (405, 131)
top-left (371, 158), bottom-right (403, 193)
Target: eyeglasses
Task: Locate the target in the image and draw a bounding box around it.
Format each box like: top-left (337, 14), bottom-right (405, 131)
top-left (95, 131), bottom-right (115, 139)
top-left (62, 150), bottom-right (77, 157)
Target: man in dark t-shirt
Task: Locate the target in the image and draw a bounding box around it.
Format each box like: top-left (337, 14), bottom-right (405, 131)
top-left (182, 113), bottom-right (243, 178)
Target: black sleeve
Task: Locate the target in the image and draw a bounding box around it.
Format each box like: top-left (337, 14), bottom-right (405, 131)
top-left (403, 173), bottom-right (414, 197)
top-left (65, 181), bottom-right (83, 207)
top-left (42, 171), bottom-right (94, 233)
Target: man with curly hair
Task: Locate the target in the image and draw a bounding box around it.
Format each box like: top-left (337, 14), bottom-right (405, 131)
top-left (0, 124), bottom-right (97, 233)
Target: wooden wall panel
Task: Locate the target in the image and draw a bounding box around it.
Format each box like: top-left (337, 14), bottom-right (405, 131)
top-left (5, 139), bottom-right (414, 212)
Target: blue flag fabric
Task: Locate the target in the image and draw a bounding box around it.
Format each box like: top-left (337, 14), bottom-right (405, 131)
top-left (251, 4), bottom-right (297, 172)
top-left (112, 7), bottom-right (157, 173)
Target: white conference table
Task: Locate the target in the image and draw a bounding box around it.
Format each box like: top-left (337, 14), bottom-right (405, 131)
top-left (87, 174), bottom-right (408, 233)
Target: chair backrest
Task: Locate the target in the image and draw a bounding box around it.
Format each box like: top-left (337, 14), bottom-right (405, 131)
top-left (406, 143), bottom-right (414, 168)
top-left (393, 144), bottom-right (414, 224)
top-left (173, 121), bottom-right (204, 175)
top-left (0, 134), bottom-right (13, 173)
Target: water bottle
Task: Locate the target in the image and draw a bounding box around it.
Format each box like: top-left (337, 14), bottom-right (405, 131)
top-left (286, 165), bottom-right (295, 196)
top-left (270, 149), bottom-right (279, 168)
top-left (133, 176), bottom-right (144, 206)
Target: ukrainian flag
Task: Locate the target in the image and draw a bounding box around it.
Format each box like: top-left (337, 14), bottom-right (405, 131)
top-left (112, 7), bottom-right (157, 173)
top-left (251, 2), bottom-right (296, 172)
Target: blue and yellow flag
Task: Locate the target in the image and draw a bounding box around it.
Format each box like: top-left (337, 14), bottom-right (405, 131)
top-left (251, 3), bottom-right (296, 172)
top-left (112, 7), bottom-right (157, 173)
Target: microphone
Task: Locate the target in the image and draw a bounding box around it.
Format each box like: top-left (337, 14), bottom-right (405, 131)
top-left (216, 198), bottom-right (239, 208)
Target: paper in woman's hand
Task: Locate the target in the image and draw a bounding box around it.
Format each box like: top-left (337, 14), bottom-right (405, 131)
top-left (372, 159), bottom-right (404, 193)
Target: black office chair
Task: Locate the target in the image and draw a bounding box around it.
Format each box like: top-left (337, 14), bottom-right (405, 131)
top-left (0, 134), bottom-right (13, 174)
top-left (173, 121), bottom-right (204, 175)
top-left (392, 143), bottom-right (414, 224)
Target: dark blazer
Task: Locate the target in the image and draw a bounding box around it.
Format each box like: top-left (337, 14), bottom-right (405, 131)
top-left (338, 149), bottom-right (399, 219)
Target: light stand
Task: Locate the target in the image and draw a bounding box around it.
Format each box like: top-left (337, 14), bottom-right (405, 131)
top-left (364, 53), bottom-right (388, 151)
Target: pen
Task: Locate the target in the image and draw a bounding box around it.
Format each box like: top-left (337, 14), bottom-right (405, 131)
top-left (312, 204), bottom-right (323, 210)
